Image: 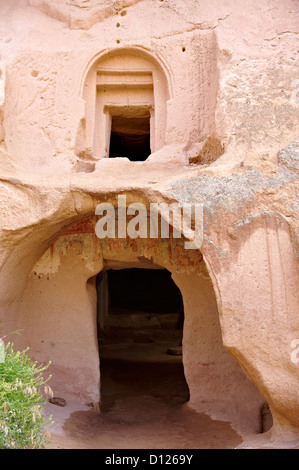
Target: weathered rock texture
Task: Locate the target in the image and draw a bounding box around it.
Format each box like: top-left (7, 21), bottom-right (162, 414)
top-left (0, 0), bottom-right (298, 447)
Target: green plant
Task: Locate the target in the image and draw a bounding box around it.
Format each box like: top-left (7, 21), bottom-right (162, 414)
top-left (0, 342), bottom-right (52, 449)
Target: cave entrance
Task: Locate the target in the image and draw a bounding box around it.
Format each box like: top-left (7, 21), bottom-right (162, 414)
top-left (96, 267), bottom-right (189, 411)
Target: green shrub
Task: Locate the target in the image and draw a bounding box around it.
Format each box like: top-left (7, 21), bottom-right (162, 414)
top-left (0, 342), bottom-right (52, 449)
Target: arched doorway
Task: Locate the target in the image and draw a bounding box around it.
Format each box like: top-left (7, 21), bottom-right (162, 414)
top-left (10, 212), bottom-right (268, 436)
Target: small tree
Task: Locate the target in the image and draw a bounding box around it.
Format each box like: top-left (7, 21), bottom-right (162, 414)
top-left (0, 341), bottom-right (52, 449)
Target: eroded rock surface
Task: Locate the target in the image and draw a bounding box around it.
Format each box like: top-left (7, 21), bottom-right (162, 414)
top-left (0, 0), bottom-right (298, 448)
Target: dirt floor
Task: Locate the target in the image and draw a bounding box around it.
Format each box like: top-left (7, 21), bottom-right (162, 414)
top-left (45, 336), bottom-right (244, 449)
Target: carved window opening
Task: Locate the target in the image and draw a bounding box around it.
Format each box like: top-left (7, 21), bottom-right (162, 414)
top-left (95, 64), bottom-right (154, 160)
top-left (109, 109), bottom-right (151, 161)
top-left (81, 50), bottom-right (169, 163)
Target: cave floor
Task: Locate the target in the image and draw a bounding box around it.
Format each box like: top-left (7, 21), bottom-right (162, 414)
top-left (45, 335), bottom-right (243, 449)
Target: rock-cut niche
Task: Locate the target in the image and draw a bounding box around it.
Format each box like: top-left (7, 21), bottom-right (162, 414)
top-left (76, 49), bottom-right (169, 170)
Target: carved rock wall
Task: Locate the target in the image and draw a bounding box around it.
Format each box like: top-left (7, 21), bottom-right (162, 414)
top-left (0, 0), bottom-right (298, 447)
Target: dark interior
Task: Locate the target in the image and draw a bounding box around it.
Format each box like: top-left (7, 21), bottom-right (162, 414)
top-left (109, 116), bottom-right (151, 161)
top-left (96, 267), bottom-right (188, 412)
top-left (107, 268), bottom-right (183, 314)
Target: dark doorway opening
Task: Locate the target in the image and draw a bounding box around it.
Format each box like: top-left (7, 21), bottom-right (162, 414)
top-left (109, 115), bottom-right (151, 161)
top-left (96, 268), bottom-right (189, 412)
top-left (107, 268), bottom-right (183, 315)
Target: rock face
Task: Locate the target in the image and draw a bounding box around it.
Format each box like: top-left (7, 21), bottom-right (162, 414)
top-left (0, 0), bottom-right (298, 447)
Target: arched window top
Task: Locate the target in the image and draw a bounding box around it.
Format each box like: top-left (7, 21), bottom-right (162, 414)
top-left (81, 47), bottom-right (172, 99)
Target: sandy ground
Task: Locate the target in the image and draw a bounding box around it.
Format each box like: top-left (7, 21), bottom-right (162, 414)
top-left (44, 338), bottom-right (244, 449)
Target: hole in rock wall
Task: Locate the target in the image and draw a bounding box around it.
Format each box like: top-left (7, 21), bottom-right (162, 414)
top-left (109, 113), bottom-right (151, 161)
